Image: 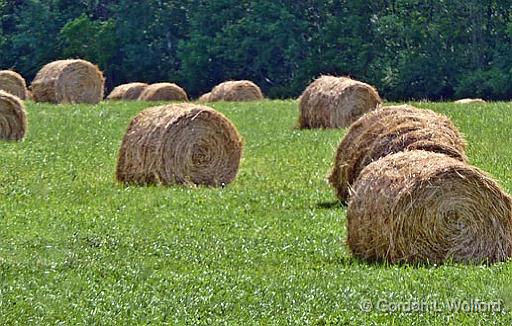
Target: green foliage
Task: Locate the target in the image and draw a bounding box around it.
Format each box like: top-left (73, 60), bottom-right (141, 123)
top-left (0, 1), bottom-right (58, 78)
top-left (114, 0), bottom-right (188, 85)
top-left (59, 14), bottom-right (117, 69)
top-left (0, 0), bottom-right (512, 99)
top-left (0, 100), bottom-right (512, 323)
top-left (455, 69), bottom-right (512, 100)
top-left (179, 1), bottom-right (305, 98)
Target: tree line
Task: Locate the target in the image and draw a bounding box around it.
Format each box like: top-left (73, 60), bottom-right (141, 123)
top-left (1, 0), bottom-right (511, 100)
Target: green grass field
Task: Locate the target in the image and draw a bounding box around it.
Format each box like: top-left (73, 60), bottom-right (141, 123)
top-left (1, 100), bottom-right (512, 324)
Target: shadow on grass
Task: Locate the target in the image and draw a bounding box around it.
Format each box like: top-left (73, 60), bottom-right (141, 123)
top-left (316, 200), bottom-right (346, 209)
top-left (347, 255), bottom-right (496, 269)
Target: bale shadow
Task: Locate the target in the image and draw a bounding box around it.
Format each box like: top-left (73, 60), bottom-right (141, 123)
top-left (316, 200), bottom-right (346, 209)
top-left (347, 256), bottom-right (488, 269)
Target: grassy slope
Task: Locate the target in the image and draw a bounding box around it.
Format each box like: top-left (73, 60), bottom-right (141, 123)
top-left (0, 100), bottom-right (511, 324)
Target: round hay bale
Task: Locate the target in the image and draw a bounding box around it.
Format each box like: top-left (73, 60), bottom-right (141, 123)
top-left (26, 90), bottom-right (34, 101)
top-left (198, 92), bottom-right (211, 102)
top-left (347, 150), bottom-right (512, 264)
top-left (0, 70), bottom-right (27, 100)
top-left (31, 59), bottom-right (104, 104)
top-left (138, 83), bottom-right (188, 102)
top-left (454, 98), bottom-right (486, 104)
top-left (298, 76), bottom-right (382, 129)
top-left (116, 103), bottom-right (243, 187)
top-left (107, 82), bottom-right (148, 101)
top-left (0, 90), bottom-right (27, 141)
top-left (328, 105), bottom-right (467, 203)
top-left (208, 80), bottom-right (263, 102)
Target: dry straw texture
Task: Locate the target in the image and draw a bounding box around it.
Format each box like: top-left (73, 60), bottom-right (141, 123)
top-left (298, 76), bottom-right (382, 129)
top-left (31, 59), bottom-right (104, 104)
top-left (117, 103), bottom-right (243, 187)
top-left (198, 92), bottom-right (211, 102)
top-left (0, 70), bottom-right (27, 100)
top-left (455, 98), bottom-right (486, 104)
top-left (138, 83), bottom-right (188, 101)
top-left (347, 150), bottom-right (512, 264)
top-left (0, 90), bottom-right (27, 141)
top-left (328, 105), bottom-right (467, 203)
top-left (107, 82), bottom-right (148, 101)
top-left (208, 80), bottom-right (263, 102)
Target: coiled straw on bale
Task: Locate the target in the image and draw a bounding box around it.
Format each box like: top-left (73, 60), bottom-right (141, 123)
top-left (0, 90), bottom-right (27, 141)
top-left (347, 150), bottom-right (512, 264)
top-left (107, 82), bottom-right (148, 101)
top-left (328, 105), bottom-right (467, 203)
top-left (31, 59), bottom-right (104, 104)
top-left (138, 83), bottom-right (188, 101)
top-left (0, 70), bottom-right (27, 100)
top-left (299, 76), bottom-right (382, 129)
top-left (208, 80), bottom-right (263, 102)
top-left (198, 92), bottom-right (211, 102)
top-left (116, 103), bottom-right (243, 187)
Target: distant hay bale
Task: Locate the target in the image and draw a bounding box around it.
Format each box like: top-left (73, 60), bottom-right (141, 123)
top-left (117, 103), bottom-right (243, 187)
top-left (0, 70), bottom-right (27, 100)
top-left (31, 59), bottom-right (104, 104)
top-left (454, 98), bottom-right (486, 104)
top-left (198, 92), bottom-right (211, 102)
top-left (26, 90), bottom-right (34, 101)
top-left (298, 76), bottom-right (382, 129)
top-left (107, 82), bottom-right (148, 101)
top-left (347, 150), bottom-right (512, 264)
top-left (208, 80), bottom-right (263, 102)
top-left (138, 83), bottom-right (188, 102)
top-left (0, 90), bottom-right (27, 141)
top-left (328, 105), bottom-right (467, 202)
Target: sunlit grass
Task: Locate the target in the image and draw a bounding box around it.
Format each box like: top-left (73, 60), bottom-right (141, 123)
top-left (0, 100), bottom-right (511, 324)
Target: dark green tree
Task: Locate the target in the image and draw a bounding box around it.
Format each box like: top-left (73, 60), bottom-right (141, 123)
top-left (1, 0), bottom-right (512, 99)
top-left (59, 14), bottom-right (117, 87)
top-left (113, 0), bottom-right (188, 85)
top-left (178, 0), bottom-right (307, 97)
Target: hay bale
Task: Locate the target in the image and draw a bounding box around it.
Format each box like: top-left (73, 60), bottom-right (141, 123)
top-left (26, 90), bottom-right (34, 101)
top-left (116, 103), bottom-right (243, 187)
top-left (198, 92), bottom-right (211, 102)
top-left (328, 105), bottom-right (467, 203)
top-left (0, 70), bottom-right (27, 100)
top-left (298, 76), bottom-right (382, 129)
top-left (107, 82), bottom-right (148, 101)
top-left (31, 59), bottom-right (104, 104)
top-left (208, 80), bottom-right (263, 102)
top-left (347, 150), bottom-right (512, 264)
top-left (454, 98), bottom-right (486, 104)
top-left (138, 83), bottom-right (188, 102)
top-left (0, 90), bottom-right (27, 141)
